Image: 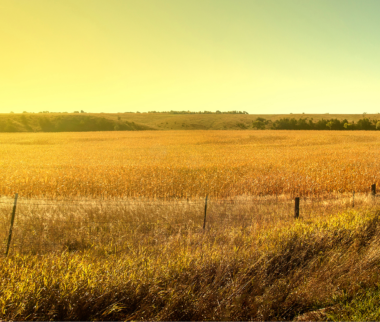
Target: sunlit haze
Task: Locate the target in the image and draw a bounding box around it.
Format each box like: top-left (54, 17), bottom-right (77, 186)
top-left (1, 0), bottom-right (380, 114)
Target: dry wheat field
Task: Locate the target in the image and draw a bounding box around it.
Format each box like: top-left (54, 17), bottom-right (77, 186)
top-left (1, 130), bottom-right (380, 199)
top-left (2, 130), bottom-right (380, 321)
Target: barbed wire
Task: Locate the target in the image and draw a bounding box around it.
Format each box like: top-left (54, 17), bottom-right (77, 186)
top-left (1, 191), bottom-right (376, 256)
top-left (11, 220), bottom-right (189, 226)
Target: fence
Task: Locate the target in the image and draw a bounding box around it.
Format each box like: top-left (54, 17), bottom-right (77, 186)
top-left (1, 185), bottom-right (379, 256)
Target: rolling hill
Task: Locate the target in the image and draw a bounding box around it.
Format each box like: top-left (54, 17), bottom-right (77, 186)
top-left (1, 112), bottom-right (379, 132)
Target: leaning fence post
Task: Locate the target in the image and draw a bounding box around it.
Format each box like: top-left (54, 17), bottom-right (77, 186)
top-left (5, 193), bottom-right (18, 256)
top-left (294, 197), bottom-right (300, 219)
top-left (371, 184), bottom-right (376, 197)
top-left (203, 195), bottom-right (208, 231)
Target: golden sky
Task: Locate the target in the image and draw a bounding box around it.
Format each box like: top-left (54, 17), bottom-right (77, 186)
top-left (1, 0), bottom-right (380, 114)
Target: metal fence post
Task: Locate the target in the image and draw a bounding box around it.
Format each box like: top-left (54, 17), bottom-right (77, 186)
top-left (5, 193), bottom-right (18, 256)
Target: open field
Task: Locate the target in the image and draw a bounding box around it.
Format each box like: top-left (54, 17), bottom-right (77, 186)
top-left (1, 130), bottom-right (380, 199)
top-left (2, 130), bottom-right (380, 320)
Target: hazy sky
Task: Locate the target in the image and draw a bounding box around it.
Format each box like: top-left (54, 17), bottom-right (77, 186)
top-left (1, 0), bottom-right (380, 114)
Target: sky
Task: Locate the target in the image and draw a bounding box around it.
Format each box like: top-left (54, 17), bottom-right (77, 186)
top-left (1, 0), bottom-right (380, 114)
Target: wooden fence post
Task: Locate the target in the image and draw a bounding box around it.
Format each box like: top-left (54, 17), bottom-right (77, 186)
top-left (294, 197), bottom-right (300, 219)
top-left (5, 193), bottom-right (18, 256)
top-left (371, 184), bottom-right (376, 197)
top-left (203, 195), bottom-right (208, 231)
top-left (352, 191), bottom-right (355, 208)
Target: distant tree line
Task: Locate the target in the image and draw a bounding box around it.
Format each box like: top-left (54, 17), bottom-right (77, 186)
top-left (8, 111), bottom-right (86, 114)
top-left (13, 110), bottom-right (250, 114)
top-left (147, 110), bottom-right (249, 114)
top-left (252, 117), bottom-right (380, 130)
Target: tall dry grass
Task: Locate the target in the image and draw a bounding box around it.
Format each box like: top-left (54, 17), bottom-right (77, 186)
top-left (1, 194), bottom-right (380, 320)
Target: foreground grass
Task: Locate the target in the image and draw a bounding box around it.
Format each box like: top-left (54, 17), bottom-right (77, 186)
top-left (2, 206), bottom-right (380, 320)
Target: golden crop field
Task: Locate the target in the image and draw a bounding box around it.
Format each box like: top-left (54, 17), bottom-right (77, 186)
top-left (2, 130), bottom-right (380, 321)
top-left (0, 130), bottom-right (380, 199)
